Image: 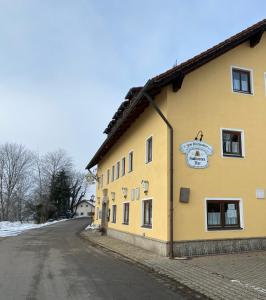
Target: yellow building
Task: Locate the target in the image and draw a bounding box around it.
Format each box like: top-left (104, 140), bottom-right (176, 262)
top-left (86, 19), bottom-right (266, 257)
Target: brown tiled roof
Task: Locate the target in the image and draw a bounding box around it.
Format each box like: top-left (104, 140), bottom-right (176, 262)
top-left (86, 19), bottom-right (266, 169)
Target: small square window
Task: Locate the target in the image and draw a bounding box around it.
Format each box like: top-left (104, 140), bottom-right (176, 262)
top-left (222, 130), bottom-right (243, 157)
top-left (207, 200), bottom-right (241, 230)
top-left (232, 68), bottom-right (252, 94)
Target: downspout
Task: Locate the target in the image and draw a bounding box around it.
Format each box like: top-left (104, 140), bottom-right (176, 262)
top-left (142, 91), bottom-right (174, 259)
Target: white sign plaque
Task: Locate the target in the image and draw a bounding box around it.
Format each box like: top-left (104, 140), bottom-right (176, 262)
top-left (180, 140), bottom-right (213, 169)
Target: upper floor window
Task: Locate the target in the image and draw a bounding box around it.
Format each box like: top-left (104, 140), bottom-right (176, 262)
top-left (232, 68), bottom-right (252, 94)
top-left (146, 137), bottom-right (153, 163)
top-left (128, 151), bottom-right (133, 172)
top-left (111, 165), bottom-right (115, 182)
top-left (222, 129), bottom-right (244, 158)
top-left (116, 161), bottom-right (120, 179)
top-left (107, 169), bottom-right (110, 185)
top-left (121, 157), bottom-right (126, 176)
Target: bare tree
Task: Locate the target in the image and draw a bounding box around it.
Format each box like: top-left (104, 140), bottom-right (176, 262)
top-left (69, 172), bottom-right (88, 215)
top-left (0, 143), bottom-right (34, 221)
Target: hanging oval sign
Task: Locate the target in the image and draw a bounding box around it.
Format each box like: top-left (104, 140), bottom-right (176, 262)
top-left (180, 140), bottom-right (213, 169)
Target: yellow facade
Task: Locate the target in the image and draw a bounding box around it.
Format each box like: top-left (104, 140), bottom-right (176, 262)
top-left (91, 26), bottom-right (266, 255)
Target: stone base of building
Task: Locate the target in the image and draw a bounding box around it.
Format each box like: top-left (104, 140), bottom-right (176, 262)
top-left (106, 228), bottom-right (169, 256)
top-left (173, 237), bottom-right (266, 257)
top-left (107, 228), bottom-right (266, 257)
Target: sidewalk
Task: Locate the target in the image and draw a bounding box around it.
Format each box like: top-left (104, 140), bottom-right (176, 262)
top-left (81, 230), bottom-right (266, 300)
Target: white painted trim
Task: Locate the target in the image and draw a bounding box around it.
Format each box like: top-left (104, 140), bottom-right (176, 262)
top-left (145, 135), bottom-right (153, 164)
top-left (264, 72), bottom-right (266, 96)
top-left (204, 197), bottom-right (244, 232)
top-left (230, 65), bottom-right (254, 95)
top-left (128, 150), bottom-right (134, 173)
top-left (141, 198), bottom-right (153, 229)
top-left (220, 128), bottom-right (245, 158)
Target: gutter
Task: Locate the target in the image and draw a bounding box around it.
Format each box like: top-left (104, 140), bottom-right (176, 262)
top-left (142, 91), bottom-right (174, 259)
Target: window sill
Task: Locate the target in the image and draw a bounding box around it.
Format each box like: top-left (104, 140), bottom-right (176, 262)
top-left (122, 222), bottom-right (129, 225)
top-left (142, 225), bottom-right (152, 229)
top-left (145, 160), bottom-right (152, 165)
top-left (208, 227), bottom-right (242, 231)
top-left (223, 154), bottom-right (244, 158)
top-left (233, 90), bottom-right (253, 95)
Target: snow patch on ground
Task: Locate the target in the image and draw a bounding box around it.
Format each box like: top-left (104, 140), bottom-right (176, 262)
top-left (231, 279), bottom-right (266, 295)
top-left (0, 219), bottom-right (67, 237)
top-left (85, 223), bottom-right (99, 230)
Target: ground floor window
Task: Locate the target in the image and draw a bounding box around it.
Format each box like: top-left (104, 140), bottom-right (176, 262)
top-left (123, 203), bottom-right (129, 225)
top-left (207, 200), bottom-right (241, 230)
top-left (112, 205), bottom-right (116, 223)
top-left (143, 199), bottom-right (152, 228)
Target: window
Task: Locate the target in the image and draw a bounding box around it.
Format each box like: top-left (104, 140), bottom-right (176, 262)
top-left (232, 68), bottom-right (252, 94)
top-left (207, 200), bottom-right (241, 230)
top-left (96, 208), bottom-right (99, 220)
top-left (121, 157), bottom-right (126, 176)
top-left (222, 129), bottom-right (243, 157)
top-left (123, 203), bottom-right (129, 225)
top-left (86, 205), bottom-right (88, 207)
top-left (111, 165), bottom-right (115, 182)
top-left (128, 151), bottom-right (133, 172)
top-left (116, 161), bottom-right (120, 179)
top-left (143, 200), bottom-right (152, 228)
top-left (81, 212), bottom-right (84, 216)
top-left (107, 169), bottom-right (110, 184)
top-left (101, 174), bottom-right (104, 188)
top-left (112, 205), bottom-right (117, 223)
top-left (146, 137), bottom-right (153, 163)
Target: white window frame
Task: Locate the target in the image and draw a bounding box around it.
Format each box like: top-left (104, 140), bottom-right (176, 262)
top-left (230, 66), bottom-right (254, 95)
top-left (220, 128), bottom-right (245, 158)
top-left (145, 135), bottom-right (153, 164)
top-left (122, 201), bottom-right (130, 225)
top-left (128, 150), bottom-right (134, 173)
top-left (204, 197), bottom-right (244, 232)
top-left (141, 198), bottom-right (153, 229)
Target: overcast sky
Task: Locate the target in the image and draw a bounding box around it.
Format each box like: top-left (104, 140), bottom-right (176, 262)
top-left (0, 1), bottom-right (265, 172)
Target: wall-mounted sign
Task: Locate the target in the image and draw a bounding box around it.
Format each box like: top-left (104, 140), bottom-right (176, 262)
top-left (180, 140), bottom-right (213, 169)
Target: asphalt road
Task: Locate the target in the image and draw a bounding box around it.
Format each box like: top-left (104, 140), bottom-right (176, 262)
top-left (0, 218), bottom-right (188, 300)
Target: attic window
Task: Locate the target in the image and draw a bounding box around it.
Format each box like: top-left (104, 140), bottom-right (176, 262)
top-left (232, 68), bottom-right (252, 94)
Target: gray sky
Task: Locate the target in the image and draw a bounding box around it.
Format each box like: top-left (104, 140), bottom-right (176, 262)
top-left (0, 0), bottom-right (265, 171)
